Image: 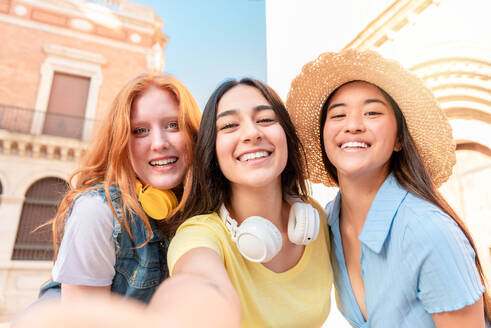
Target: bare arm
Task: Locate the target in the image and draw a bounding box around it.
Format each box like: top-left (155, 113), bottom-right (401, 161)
top-left (13, 296), bottom-right (151, 328)
top-left (15, 248), bottom-right (241, 328)
top-left (147, 247), bottom-right (242, 328)
top-left (432, 297), bottom-right (484, 328)
top-left (61, 284), bottom-right (111, 303)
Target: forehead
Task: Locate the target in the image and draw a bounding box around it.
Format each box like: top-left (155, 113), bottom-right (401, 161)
top-left (217, 84), bottom-right (270, 115)
top-left (131, 86), bottom-right (179, 119)
top-left (330, 81), bottom-right (385, 101)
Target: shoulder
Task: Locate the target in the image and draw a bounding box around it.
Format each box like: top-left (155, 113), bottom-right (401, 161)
top-left (67, 193), bottom-right (114, 228)
top-left (396, 193), bottom-right (462, 245)
top-left (176, 212), bottom-right (227, 235)
top-left (396, 194), bottom-right (477, 277)
top-left (171, 212), bottom-right (228, 252)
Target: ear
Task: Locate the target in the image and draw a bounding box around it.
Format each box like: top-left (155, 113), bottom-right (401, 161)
top-left (393, 139), bottom-right (402, 152)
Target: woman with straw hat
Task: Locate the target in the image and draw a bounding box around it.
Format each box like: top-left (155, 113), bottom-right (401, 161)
top-left (287, 49), bottom-right (489, 327)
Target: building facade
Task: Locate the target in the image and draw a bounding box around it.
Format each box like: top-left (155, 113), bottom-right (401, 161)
top-left (0, 0), bottom-right (166, 319)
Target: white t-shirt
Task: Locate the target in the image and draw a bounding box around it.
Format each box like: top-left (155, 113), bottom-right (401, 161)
top-left (52, 194), bottom-right (116, 286)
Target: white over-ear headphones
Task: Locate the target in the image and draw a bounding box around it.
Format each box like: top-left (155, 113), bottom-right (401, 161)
top-left (219, 199), bottom-right (320, 263)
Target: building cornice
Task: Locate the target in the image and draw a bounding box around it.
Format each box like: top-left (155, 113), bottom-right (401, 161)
top-left (0, 13), bottom-right (152, 54)
top-left (18, 0), bottom-right (160, 34)
top-left (0, 129), bottom-right (87, 162)
top-left (343, 0), bottom-right (439, 50)
top-left (44, 44), bottom-right (107, 64)
top-left (1, 0), bottom-right (168, 50)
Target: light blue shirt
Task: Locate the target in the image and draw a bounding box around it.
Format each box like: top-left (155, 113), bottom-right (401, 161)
top-left (327, 174), bottom-right (485, 328)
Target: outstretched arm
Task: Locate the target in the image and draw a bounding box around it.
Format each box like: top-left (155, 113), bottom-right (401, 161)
top-left (14, 247), bottom-right (242, 328)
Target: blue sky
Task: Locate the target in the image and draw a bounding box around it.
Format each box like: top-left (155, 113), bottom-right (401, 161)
top-left (133, 0), bottom-right (267, 109)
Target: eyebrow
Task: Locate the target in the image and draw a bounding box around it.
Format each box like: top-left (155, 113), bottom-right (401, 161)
top-left (216, 104), bottom-right (273, 120)
top-left (327, 98), bottom-right (387, 111)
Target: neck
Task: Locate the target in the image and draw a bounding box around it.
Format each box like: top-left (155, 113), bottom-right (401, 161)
top-left (337, 169), bottom-right (389, 234)
top-left (228, 179), bottom-right (287, 231)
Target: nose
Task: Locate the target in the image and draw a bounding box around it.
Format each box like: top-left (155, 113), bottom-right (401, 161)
top-left (241, 119), bottom-right (263, 143)
top-left (151, 129), bottom-right (170, 151)
top-left (344, 113), bottom-right (366, 134)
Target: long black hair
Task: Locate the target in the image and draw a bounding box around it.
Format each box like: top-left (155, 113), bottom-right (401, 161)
top-left (180, 78), bottom-right (309, 222)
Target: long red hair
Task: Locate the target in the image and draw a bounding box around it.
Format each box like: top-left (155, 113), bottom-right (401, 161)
top-left (51, 73), bottom-right (201, 259)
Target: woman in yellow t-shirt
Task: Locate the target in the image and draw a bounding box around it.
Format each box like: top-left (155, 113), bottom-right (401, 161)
top-left (157, 78), bottom-right (333, 327)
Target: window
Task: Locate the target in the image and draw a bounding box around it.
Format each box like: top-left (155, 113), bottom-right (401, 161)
top-left (32, 44), bottom-right (105, 141)
top-left (43, 72), bottom-right (90, 139)
top-left (11, 177), bottom-right (68, 261)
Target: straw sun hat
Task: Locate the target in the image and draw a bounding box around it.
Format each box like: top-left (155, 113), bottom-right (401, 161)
top-left (286, 49), bottom-right (455, 187)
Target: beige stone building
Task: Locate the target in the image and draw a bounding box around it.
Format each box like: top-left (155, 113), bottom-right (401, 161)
top-left (0, 0), bottom-right (166, 320)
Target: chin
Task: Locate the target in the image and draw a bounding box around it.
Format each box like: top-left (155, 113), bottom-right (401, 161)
top-left (238, 175), bottom-right (281, 189)
top-left (146, 176), bottom-right (182, 190)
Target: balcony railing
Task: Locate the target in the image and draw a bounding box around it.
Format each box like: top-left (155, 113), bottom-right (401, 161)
top-left (0, 103), bottom-right (98, 140)
top-left (0, 104), bottom-right (93, 162)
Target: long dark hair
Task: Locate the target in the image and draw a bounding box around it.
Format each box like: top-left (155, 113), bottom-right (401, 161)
top-left (180, 78), bottom-right (309, 223)
top-left (320, 80), bottom-right (490, 320)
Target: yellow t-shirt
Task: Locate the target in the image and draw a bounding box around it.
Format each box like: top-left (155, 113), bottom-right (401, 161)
top-left (168, 201), bottom-right (333, 328)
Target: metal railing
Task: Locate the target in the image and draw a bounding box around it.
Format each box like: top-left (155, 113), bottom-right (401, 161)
top-left (0, 103), bottom-right (97, 140)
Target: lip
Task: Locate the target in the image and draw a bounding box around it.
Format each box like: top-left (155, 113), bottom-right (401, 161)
top-left (149, 155), bottom-right (177, 162)
top-left (235, 149), bottom-right (272, 163)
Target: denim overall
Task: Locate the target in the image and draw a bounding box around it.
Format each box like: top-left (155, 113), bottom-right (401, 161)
top-left (39, 185), bottom-right (169, 303)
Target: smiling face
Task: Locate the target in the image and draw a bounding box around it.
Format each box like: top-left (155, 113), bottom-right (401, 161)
top-left (215, 84), bottom-right (288, 190)
top-left (128, 86), bottom-right (188, 190)
top-left (322, 81), bottom-right (400, 181)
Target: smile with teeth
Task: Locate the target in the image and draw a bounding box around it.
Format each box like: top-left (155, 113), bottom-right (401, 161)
top-left (238, 151), bottom-right (270, 162)
top-left (149, 158), bottom-right (177, 166)
top-left (340, 141), bottom-right (370, 149)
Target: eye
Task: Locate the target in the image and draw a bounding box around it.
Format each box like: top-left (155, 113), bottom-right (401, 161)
top-left (218, 122), bottom-right (239, 131)
top-left (132, 127), bottom-right (149, 135)
top-left (257, 117), bottom-right (276, 124)
top-left (365, 111), bottom-right (382, 117)
top-left (167, 121), bottom-right (179, 130)
top-left (329, 113), bottom-right (345, 119)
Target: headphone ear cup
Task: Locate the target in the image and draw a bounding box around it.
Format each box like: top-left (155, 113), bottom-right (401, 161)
top-left (136, 180), bottom-right (178, 220)
top-left (235, 216), bottom-right (282, 263)
top-left (288, 202), bottom-right (320, 245)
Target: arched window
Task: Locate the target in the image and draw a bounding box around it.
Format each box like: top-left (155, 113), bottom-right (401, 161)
top-left (11, 177), bottom-right (68, 261)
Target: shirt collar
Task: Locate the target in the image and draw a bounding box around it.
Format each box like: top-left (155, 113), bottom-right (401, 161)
top-left (358, 173), bottom-right (408, 253)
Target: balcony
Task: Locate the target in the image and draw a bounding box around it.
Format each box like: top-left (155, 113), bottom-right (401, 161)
top-left (0, 104), bottom-right (91, 162)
